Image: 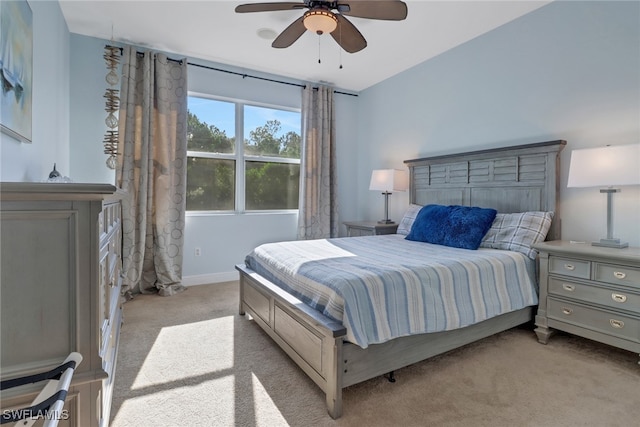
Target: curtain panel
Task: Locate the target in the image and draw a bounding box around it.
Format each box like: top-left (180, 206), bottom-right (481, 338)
top-left (116, 46), bottom-right (188, 297)
top-left (297, 85), bottom-right (338, 239)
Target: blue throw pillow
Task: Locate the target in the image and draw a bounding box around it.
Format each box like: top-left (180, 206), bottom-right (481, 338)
top-left (405, 204), bottom-right (498, 250)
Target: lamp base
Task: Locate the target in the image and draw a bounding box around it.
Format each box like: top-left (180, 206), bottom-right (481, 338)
top-left (378, 219), bottom-right (395, 224)
top-left (592, 238), bottom-right (629, 249)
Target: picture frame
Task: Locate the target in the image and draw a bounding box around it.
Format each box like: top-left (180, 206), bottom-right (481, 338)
top-left (1, 0), bottom-right (33, 143)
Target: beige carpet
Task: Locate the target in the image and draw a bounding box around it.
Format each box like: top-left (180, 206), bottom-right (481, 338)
top-left (110, 281), bottom-right (640, 427)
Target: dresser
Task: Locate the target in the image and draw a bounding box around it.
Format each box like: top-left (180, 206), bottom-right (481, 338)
top-left (1, 183), bottom-right (125, 426)
top-left (343, 221), bottom-right (399, 237)
top-left (534, 240), bottom-right (640, 363)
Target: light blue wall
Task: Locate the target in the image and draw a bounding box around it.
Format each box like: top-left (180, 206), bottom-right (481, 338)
top-left (69, 34), bottom-right (115, 184)
top-left (1, 0), bottom-right (70, 182)
top-left (357, 0), bottom-right (640, 246)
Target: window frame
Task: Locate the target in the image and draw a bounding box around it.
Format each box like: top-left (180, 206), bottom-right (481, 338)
top-left (186, 91), bottom-right (302, 216)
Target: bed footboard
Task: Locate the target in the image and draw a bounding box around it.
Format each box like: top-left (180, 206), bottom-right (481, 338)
top-left (236, 264), bottom-right (347, 418)
top-left (236, 264), bottom-right (534, 419)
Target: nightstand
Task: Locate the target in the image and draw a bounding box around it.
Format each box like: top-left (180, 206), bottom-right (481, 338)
top-left (534, 240), bottom-right (640, 364)
top-left (343, 221), bottom-right (399, 237)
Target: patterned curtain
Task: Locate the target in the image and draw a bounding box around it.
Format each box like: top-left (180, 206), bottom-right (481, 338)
top-left (116, 46), bottom-right (188, 297)
top-left (297, 85), bottom-right (338, 239)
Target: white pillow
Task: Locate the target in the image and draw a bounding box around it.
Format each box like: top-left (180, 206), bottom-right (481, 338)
top-left (396, 204), bottom-right (422, 235)
top-left (480, 211), bottom-right (554, 259)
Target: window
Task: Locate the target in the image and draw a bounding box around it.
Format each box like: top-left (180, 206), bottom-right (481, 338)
top-left (187, 95), bottom-right (301, 212)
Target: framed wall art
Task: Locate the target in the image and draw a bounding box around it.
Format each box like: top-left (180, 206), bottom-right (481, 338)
top-left (1, 0), bottom-right (33, 143)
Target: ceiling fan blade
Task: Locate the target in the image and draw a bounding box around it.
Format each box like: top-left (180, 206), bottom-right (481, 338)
top-left (338, 1), bottom-right (408, 20)
top-left (235, 2), bottom-right (306, 13)
top-left (331, 15), bottom-right (366, 53)
top-left (272, 16), bottom-right (307, 48)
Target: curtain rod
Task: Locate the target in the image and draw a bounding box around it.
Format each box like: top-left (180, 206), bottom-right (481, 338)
top-left (187, 62), bottom-right (358, 97)
top-left (106, 44), bottom-right (358, 97)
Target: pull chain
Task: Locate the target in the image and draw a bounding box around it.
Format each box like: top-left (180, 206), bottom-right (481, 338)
top-left (318, 35), bottom-right (321, 64)
top-left (338, 18), bottom-right (343, 69)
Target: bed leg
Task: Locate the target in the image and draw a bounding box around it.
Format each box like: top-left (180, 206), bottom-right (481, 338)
top-left (326, 337), bottom-right (344, 419)
top-left (385, 371), bottom-right (396, 383)
top-left (238, 275), bottom-right (246, 316)
top-left (387, 371), bottom-right (396, 383)
top-left (326, 388), bottom-right (343, 419)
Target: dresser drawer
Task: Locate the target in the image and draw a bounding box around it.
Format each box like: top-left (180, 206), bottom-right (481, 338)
top-left (549, 256), bottom-right (591, 279)
top-left (548, 298), bottom-right (640, 343)
top-left (595, 262), bottom-right (640, 287)
top-left (549, 277), bottom-right (640, 314)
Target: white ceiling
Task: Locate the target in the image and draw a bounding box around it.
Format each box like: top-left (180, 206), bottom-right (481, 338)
top-left (59, 0), bottom-right (551, 92)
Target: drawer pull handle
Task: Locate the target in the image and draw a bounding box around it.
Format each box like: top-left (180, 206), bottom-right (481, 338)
top-left (562, 284), bottom-right (575, 292)
top-left (610, 319), bottom-right (624, 329)
top-left (613, 271), bottom-right (626, 280)
top-left (611, 293), bottom-right (627, 303)
top-left (562, 307), bottom-right (573, 315)
top-left (564, 264), bottom-right (575, 271)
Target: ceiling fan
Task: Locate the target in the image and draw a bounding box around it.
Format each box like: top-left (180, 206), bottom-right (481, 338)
top-left (235, 1), bottom-right (408, 53)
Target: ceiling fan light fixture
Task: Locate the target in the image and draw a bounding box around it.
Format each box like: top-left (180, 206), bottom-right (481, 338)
top-left (303, 9), bottom-right (338, 35)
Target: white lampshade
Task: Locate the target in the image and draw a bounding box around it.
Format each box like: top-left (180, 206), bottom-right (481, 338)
top-left (567, 144), bottom-right (640, 188)
top-left (567, 143), bottom-right (639, 249)
top-left (369, 169), bottom-right (409, 192)
top-left (303, 9), bottom-right (338, 35)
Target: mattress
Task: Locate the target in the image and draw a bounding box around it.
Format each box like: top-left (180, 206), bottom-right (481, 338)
top-left (245, 234), bottom-right (538, 348)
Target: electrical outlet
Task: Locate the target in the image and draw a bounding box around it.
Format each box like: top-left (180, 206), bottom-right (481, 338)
top-left (195, 247), bottom-right (201, 257)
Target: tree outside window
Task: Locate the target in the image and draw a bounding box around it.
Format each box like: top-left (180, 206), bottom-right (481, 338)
top-left (186, 96), bottom-right (301, 212)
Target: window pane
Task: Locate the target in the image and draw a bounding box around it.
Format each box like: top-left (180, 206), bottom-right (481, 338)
top-left (187, 157), bottom-right (235, 211)
top-left (245, 161), bottom-right (299, 210)
top-left (187, 97), bottom-right (235, 154)
top-left (244, 105), bottom-right (301, 159)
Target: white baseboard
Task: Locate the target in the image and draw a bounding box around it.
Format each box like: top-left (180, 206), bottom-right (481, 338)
top-left (182, 271), bottom-right (239, 287)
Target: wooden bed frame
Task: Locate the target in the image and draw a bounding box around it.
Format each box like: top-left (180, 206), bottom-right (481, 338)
top-left (236, 140), bottom-right (566, 418)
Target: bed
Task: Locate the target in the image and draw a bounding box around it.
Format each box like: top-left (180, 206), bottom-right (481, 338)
top-left (235, 140), bottom-right (566, 418)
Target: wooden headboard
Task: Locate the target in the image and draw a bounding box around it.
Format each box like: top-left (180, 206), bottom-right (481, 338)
top-left (404, 140), bottom-right (566, 240)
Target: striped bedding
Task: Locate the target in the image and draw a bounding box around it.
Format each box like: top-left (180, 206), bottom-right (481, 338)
top-left (245, 234), bottom-right (538, 349)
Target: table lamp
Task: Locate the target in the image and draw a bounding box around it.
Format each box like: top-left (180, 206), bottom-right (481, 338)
top-left (369, 169), bottom-right (409, 224)
top-left (567, 144), bottom-right (640, 248)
